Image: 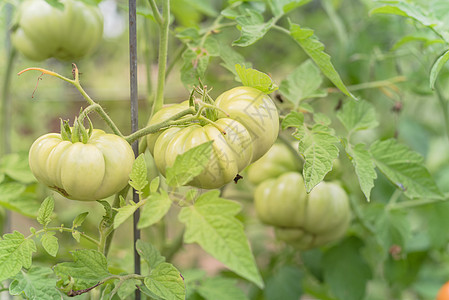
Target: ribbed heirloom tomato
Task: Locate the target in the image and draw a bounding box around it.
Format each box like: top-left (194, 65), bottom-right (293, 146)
top-left (11, 0), bottom-right (103, 61)
top-left (245, 143), bottom-right (301, 185)
top-left (29, 129), bottom-right (135, 201)
top-left (254, 172), bottom-right (351, 250)
top-left (147, 86), bottom-right (279, 189)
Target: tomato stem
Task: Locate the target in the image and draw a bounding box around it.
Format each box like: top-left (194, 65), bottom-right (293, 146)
top-left (26, 227), bottom-right (100, 246)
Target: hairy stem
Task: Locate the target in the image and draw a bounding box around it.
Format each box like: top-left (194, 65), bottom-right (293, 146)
top-left (27, 227), bottom-right (100, 246)
top-left (1, 48), bottom-right (16, 156)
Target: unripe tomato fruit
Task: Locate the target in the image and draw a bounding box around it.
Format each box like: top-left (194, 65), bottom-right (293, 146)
top-left (29, 129), bottom-right (135, 201)
top-left (246, 143), bottom-right (301, 185)
top-left (11, 0), bottom-right (103, 61)
top-left (147, 87), bottom-right (279, 189)
top-left (437, 281), bottom-right (449, 300)
top-left (254, 172), bottom-right (351, 249)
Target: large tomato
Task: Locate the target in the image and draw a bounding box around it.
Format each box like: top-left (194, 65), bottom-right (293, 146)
top-left (254, 172), bottom-right (351, 249)
top-left (245, 142), bottom-right (301, 185)
top-left (437, 281), bottom-right (449, 300)
top-left (11, 0), bottom-right (103, 61)
top-left (215, 86), bottom-right (279, 161)
top-left (147, 86), bottom-right (279, 189)
top-left (29, 129), bottom-right (135, 201)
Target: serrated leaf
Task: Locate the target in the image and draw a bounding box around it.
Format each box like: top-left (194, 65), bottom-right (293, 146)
top-left (265, 266), bottom-right (303, 300)
top-left (281, 111), bottom-right (304, 130)
top-left (267, 0), bottom-right (312, 16)
top-left (351, 144), bottom-right (377, 201)
top-left (144, 262), bottom-right (186, 300)
top-left (197, 277), bottom-right (249, 300)
top-left (181, 48), bottom-right (210, 88)
top-left (165, 141), bottom-right (213, 187)
top-left (178, 191), bottom-right (264, 288)
top-left (235, 64), bottom-right (278, 94)
top-left (37, 196), bottom-right (54, 227)
top-left (280, 60), bottom-right (326, 106)
top-left (369, 1), bottom-right (449, 42)
top-left (138, 191), bottom-right (172, 229)
top-left (136, 240), bottom-right (166, 269)
top-left (370, 139), bottom-right (443, 199)
top-left (289, 22), bottom-right (357, 101)
top-left (98, 200), bottom-right (116, 229)
top-left (233, 9), bottom-right (275, 47)
top-left (337, 100), bottom-right (378, 133)
top-left (9, 266), bottom-right (61, 300)
top-left (114, 203), bottom-right (139, 229)
top-left (72, 212), bottom-right (89, 229)
top-left (129, 154), bottom-right (148, 192)
top-left (72, 231), bottom-right (81, 243)
top-left (323, 237), bottom-right (372, 300)
top-left (54, 249), bottom-right (110, 291)
top-left (430, 49), bottom-right (449, 89)
top-left (41, 232), bottom-right (58, 257)
top-left (0, 231), bottom-right (37, 281)
top-left (295, 124), bottom-right (340, 192)
top-left (117, 278), bottom-right (140, 300)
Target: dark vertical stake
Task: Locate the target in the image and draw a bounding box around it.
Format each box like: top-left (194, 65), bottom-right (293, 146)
top-left (129, 0), bottom-right (141, 299)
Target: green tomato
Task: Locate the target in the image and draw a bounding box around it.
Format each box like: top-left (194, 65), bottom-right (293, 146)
top-left (148, 102), bottom-right (254, 189)
top-left (246, 142), bottom-right (301, 185)
top-left (254, 172), bottom-right (351, 249)
top-left (29, 129), bottom-right (135, 201)
top-left (147, 87), bottom-right (279, 189)
top-left (215, 86), bottom-right (279, 162)
top-left (11, 0), bottom-right (103, 61)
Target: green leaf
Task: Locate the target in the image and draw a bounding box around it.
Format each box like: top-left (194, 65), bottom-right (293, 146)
top-left (267, 0), bottom-right (312, 17)
top-left (72, 212), bottom-right (89, 229)
top-left (219, 44), bottom-right (252, 77)
top-left (264, 266), bottom-right (303, 300)
top-left (37, 196), bottom-right (54, 227)
top-left (416, 202), bottom-right (449, 249)
top-left (54, 249), bottom-right (111, 292)
top-left (235, 64), bottom-right (278, 94)
top-left (295, 124), bottom-right (340, 192)
top-left (233, 10), bottom-right (275, 47)
top-left (0, 182), bottom-right (26, 201)
top-left (138, 191), bottom-right (172, 229)
top-left (114, 203), bottom-right (139, 229)
top-left (165, 141), bottom-right (213, 187)
top-left (129, 154), bottom-right (149, 193)
top-left (289, 22), bottom-right (357, 101)
top-left (0, 153), bottom-right (36, 184)
top-left (144, 262), bottom-right (186, 300)
top-left (150, 177), bottom-right (160, 194)
top-left (197, 277), bottom-right (249, 300)
top-left (72, 231), bottom-right (81, 243)
top-left (136, 239), bottom-right (166, 269)
top-left (183, 0), bottom-right (217, 16)
top-left (178, 191), bottom-right (264, 288)
top-left (281, 111), bottom-right (304, 130)
top-left (0, 231), bottom-right (37, 281)
top-left (41, 232), bottom-right (58, 257)
top-left (9, 266), bottom-right (61, 300)
top-left (279, 60), bottom-right (327, 106)
top-left (375, 209), bottom-right (410, 251)
top-left (392, 35), bottom-right (444, 51)
top-left (98, 199), bottom-right (115, 228)
top-left (117, 279), bottom-right (141, 300)
top-left (181, 48), bottom-right (210, 88)
top-left (430, 49), bottom-right (449, 89)
top-left (44, 0), bottom-right (64, 9)
top-left (337, 100), bottom-right (378, 133)
top-left (0, 173), bottom-right (4, 183)
top-left (323, 237), bottom-right (372, 300)
top-left (370, 139), bottom-right (443, 199)
top-left (350, 144), bottom-right (377, 201)
top-left (369, 1), bottom-right (449, 42)
top-left (0, 192), bottom-right (41, 218)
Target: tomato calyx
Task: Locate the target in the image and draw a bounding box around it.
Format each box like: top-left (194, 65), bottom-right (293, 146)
top-left (60, 117), bottom-right (93, 144)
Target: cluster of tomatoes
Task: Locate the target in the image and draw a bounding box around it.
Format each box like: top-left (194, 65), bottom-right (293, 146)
top-left (246, 143), bottom-right (351, 250)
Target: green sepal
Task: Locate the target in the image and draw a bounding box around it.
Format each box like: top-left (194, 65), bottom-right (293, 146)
top-left (71, 117), bottom-right (81, 143)
top-left (60, 119), bottom-right (72, 141)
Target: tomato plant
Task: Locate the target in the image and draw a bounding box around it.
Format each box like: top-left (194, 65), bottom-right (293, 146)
top-left (11, 0), bottom-right (103, 61)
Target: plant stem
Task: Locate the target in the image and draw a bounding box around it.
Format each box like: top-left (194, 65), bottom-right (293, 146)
top-left (147, 0), bottom-right (162, 25)
top-left (435, 83), bottom-right (449, 142)
top-left (27, 227), bottom-right (100, 246)
top-left (152, 0), bottom-right (170, 115)
top-left (124, 107), bottom-right (195, 143)
top-left (1, 48), bottom-right (16, 156)
top-left (388, 198), bottom-right (447, 210)
top-left (327, 76), bottom-right (407, 93)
